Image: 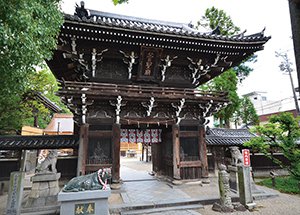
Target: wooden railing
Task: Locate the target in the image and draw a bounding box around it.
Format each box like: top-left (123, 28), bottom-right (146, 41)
top-left (59, 81), bottom-right (228, 102)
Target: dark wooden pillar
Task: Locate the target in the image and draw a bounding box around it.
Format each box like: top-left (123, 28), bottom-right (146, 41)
top-left (77, 124), bottom-right (89, 176)
top-left (112, 123), bottom-right (121, 183)
top-left (211, 146), bottom-right (218, 176)
top-left (172, 124), bottom-right (180, 179)
top-left (152, 143), bottom-right (162, 173)
top-left (199, 125), bottom-right (208, 178)
top-left (142, 144), bottom-right (144, 161)
top-left (146, 145), bottom-right (149, 162)
top-left (289, 1), bottom-right (300, 91)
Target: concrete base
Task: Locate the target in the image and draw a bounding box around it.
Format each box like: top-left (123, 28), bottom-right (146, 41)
top-left (212, 202), bottom-right (234, 213)
top-left (111, 183), bottom-right (122, 190)
top-left (201, 178), bottom-right (210, 184)
top-left (23, 173), bottom-right (61, 214)
top-left (58, 189), bottom-right (111, 215)
top-left (212, 202), bottom-right (247, 213)
top-left (246, 202), bottom-right (257, 210)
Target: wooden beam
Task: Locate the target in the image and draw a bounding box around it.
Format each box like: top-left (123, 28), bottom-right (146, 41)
top-left (180, 161), bottom-right (202, 168)
top-left (179, 131), bottom-right (198, 137)
top-left (112, 123), bottom-right (121, 183)
top-left (89, 131), bottom-right (112, 137)
top-left (77, 124), bottom-right (89, 176)
top-left (199, 125), bottom-right (209, 178)
top-left (172, 124), bottom-right (181, 179)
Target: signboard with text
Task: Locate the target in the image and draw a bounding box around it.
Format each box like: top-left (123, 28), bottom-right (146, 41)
top-left (242, 149), bottom-right (251, 167)
top-left (75, 202), bottom-right (95, 215)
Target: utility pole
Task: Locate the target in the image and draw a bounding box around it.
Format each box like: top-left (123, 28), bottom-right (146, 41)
top-left (275, 51), bottom-right (300, 115)
top-left (287, 64), bottom-right (300, 115)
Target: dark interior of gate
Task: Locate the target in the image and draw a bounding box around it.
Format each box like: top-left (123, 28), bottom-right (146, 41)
top-left (46, 3), bottom-right (270, 182)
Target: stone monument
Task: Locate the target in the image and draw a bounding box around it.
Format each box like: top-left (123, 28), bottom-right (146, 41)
top-left (212, 164), bottom-right (234, 212)
top-left (23, 149), bottom-right (61, 214)
top-left (238, 165), bottom-right (256, 209)
top-left (212, 164), bottom-right (247, 213)
top-left (58, 168), bottom-right (112, 215)
top-left (229, 148), bottom-right (256, 210)
top-left (228, 146), bottom-right (243, 193)
top-left (6, 171), bottom-right (25, 215)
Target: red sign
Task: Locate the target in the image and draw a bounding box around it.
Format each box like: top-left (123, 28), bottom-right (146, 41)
top-left (242, 149), bottom-right (251, 167)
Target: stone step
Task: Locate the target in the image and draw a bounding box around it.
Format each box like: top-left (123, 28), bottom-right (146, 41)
top-left (21, 204), bottom-right (60, 215)
top-left (120, 204), bottom-right (203, 215)
top-left (110, 198), bottom-right (205, 214)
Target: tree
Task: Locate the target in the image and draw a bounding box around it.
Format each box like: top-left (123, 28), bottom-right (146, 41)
top-left (202, 69), bottom-right (240, 127)
top-left (245, 112), bottom-right (300, 180)
top-left (0, 0), bottom-right (63, 134)
top-left (22, 67), bottom-right (69, 129)
top-left (234, 97), bottom-right (259, 128)
top-left (197, 6), bottom-right (240, 36)
top-left (197, 7), bottom-right (256, 127)
top-left (112, 0), bottom-right (129, 5)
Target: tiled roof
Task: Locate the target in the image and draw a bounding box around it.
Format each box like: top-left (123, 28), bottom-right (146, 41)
top-left (34, 92), bottom-right (62, 113)
top-left (206, 136), bottom-right (253, 146)
top-left (205, 127), bottom-right (255, 146)
top-left (0, 128), bottom-right (255, 149)
top-left (0, 135), bottom-right (79, 150)
top-left (64, 6), bottom-right (270, 44)
top-left (206, 127), bottom-right (256, 138)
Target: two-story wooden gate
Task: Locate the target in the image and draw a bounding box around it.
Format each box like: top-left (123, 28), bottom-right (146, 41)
top-left (46, 2), bottom-right (270, 182)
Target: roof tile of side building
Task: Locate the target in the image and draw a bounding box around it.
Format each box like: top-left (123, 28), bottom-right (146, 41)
top-left (0, 135), bottom-right (79, 150)
top-left (206, 127), bottom-right (256, 137)
top-left (206, 127), bottom-right (256, 146)
top-left (64, 6), bottom-right (271, 44)
top-left (0, 128), bottom-right (255, 149)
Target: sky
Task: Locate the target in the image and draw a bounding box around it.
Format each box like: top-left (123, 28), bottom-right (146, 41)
top-left (61, 0), bottom-right (297, 102)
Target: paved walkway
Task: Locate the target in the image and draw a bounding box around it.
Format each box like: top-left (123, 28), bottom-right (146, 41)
top-left (0, 157), bottom-right (299, 215)
top-left (108, 157), bottom-right (300, 215)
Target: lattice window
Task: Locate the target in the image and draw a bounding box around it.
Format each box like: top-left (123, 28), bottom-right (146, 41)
top-left (87, 137), bottom-right (112, 164)
top-left (180, 137), bottom-right (199, 161)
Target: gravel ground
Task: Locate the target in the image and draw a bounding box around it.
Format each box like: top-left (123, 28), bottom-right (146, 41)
top-left (0, 193), bottom-right (7, 215)
top-left (196, 192), bottom-right (300, 215)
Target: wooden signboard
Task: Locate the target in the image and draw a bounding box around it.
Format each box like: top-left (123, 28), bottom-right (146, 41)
top-left (242, 149), bottom-right (251, 167)
top-left (138, 46), bottom-right (162, 81)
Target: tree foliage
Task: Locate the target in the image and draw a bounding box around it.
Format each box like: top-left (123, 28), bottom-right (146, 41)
top-left (202, 69), bottom-right (239, 127)
top-left (0, 0), bottom-right (64, 134)
top-left (197, 7), bottom-right (256, 127)
top-left (112, 0), bottom-right (129, 5)
top-left (22, 67), bottom-right (69, 129)
top-left (245, 112), bottom-right (300, 180)
top-left (234, 96), bottom-right (259, 128)
top-left (197, 6), bottom-right (240, 36)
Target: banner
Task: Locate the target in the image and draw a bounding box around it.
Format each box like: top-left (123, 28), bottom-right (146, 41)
top-left (120, 129), bottom-right (162, 144)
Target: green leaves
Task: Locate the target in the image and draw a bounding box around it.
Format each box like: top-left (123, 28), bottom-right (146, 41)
top-left (245, 113), bottom-right (300, 180)
top-left (112, 0), bottom-right (129, 5)
top-left (197, 7), bottom-right (256, 127)
top-left (236, 97), bottom-right (259, 127)
top-left (0, 0), bottom-right (63, 134)
top-left (197, 6), bottom-right (240, 36)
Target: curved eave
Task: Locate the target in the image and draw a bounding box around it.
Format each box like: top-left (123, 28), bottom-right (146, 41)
top-left (63, 14), bottom-right (271, 46)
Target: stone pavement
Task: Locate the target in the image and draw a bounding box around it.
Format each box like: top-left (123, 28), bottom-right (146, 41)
top-left (0, 157), bottom-right (299, 214)
top-left (109, 157), bottom-right (300, 215)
